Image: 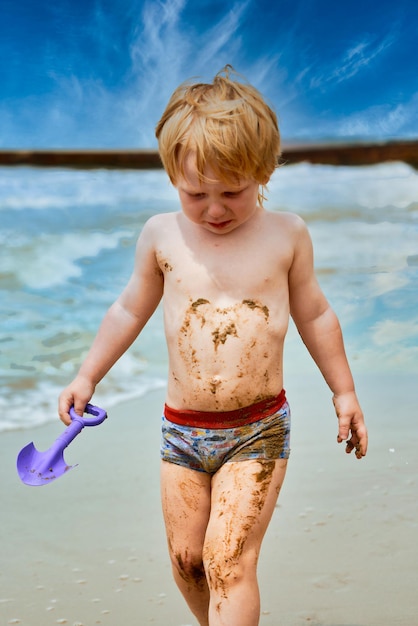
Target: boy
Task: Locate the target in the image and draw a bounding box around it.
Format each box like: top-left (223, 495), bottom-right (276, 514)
top-left (59, 66), bottom-right (368, 626)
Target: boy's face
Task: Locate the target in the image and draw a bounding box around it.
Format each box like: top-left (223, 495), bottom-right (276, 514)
top-left (175, 154), bottom-right (261, 235)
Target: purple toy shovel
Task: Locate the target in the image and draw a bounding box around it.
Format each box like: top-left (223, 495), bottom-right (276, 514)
top-left (17, 404), bottom-right (107, 486)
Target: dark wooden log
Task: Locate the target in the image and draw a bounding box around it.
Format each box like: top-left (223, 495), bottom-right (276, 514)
top-left (280, 140), bottom-right (418, 169)
top-left (0, 149), bottom-right (163, 169)
top-left (0, 140), bottom-right (417, 169)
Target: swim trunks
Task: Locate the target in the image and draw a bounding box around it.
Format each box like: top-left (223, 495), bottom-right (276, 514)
top-left (160, 392), bottom-right (291, 474)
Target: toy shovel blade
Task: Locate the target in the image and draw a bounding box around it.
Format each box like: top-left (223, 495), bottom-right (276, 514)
top-left (17, 441), bottom-right (77, 486)
top-left (17, 403), bottom-right (107, 486)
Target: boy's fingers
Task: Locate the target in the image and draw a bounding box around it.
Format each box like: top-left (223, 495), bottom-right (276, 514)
top-left (337, 416), bottom-right (351, 443)
top-left (337, 434), bottom-right (367, 458)
top-left (344, 438), bottom-right (354, 451)
top-left (58, 403), bottom-right (72, 425)
top-left (73, 402), bottom-right (86, 417)
top-left (58, 391), bottom-right (79, 425)
top-left (59, 396), bottom-right (87, 424)
top-left (346, 438), bottom-right (362, 457)
top-left (337, 417), bottom-right (368, 459)
top-left (357, 430), bottom-right (368, 457)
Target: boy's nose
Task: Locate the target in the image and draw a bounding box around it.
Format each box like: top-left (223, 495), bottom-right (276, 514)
top-left (207, 201), bottom-right (227, 218)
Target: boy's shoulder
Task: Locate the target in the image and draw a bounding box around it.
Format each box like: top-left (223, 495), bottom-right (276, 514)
top-left (261, 211), bottom-right (310, 255)
top-left (145, 212), bottom-right (179, 227)
top-left (141, 212), bottom-right (179, 237)
top-left (264, 209), bottom-right (307, 232)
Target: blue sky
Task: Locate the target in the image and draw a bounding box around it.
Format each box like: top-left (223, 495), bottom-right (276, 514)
top-left (1, 0), bottom-right (417, 147)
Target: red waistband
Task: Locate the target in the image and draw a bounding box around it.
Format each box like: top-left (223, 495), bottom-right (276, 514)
top-left (164, 389), bottom-right (286, 429)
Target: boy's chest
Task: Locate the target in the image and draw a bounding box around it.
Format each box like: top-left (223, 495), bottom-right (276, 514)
top-left (156, 233), bottom-right (292, 298)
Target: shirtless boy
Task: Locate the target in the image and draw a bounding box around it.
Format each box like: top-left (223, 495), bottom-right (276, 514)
top-left (59, 66), bottom-right (368, 626)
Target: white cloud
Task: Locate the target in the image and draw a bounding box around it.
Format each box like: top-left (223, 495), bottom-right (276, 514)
top-left (309, 31), bottom-right (397, 90)
top-left (350, 342), bottom-right (418, 372)
top-left (371, 319), bottom-right (418, 347)
top-left (192, 2), bottom-right (250, 67)
top-left (129, 0), bottom-right (250, 99)
top-left (337, 91), bottom-right (418, 137)
top-left (123, 0), bottom-right (254, 144)
top-left (370, 273), bottom-right (410, 298)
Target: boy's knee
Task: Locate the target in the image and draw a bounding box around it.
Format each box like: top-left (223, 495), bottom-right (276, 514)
top-left (203, 541), bottom-right (255, 593)
top-left (171, 550), bottom-right (206, 587)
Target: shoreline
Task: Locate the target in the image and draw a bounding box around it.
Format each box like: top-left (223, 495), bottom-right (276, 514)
top-left (1, 372), bottom-right (417, 625)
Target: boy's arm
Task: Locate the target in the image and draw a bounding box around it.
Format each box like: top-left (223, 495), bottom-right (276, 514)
top-left (58, 220), bottom-right (164, 424)
top-left (288, 216), bottom-right (368, 458)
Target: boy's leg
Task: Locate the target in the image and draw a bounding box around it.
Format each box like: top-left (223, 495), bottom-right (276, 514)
top-left (204, 458), bottom-right (288, 626)
top-left (160, 460), bottom-right (212, 626)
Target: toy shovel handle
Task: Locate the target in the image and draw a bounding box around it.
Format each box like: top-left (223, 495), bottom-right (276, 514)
top-left (56, 404), bottom-right (107, 449)
top-left (69, 403), bottom-right (107, 426)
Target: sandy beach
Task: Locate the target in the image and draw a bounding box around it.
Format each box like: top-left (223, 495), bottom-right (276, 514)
top-left (1, 371), bottom-right (417, 626)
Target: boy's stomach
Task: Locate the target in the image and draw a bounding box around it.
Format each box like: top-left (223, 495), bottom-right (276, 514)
top-left (164, 296), bottom-right (288, 411)
top-left (165, 366), bottom-right (284, 412)
top-left (165, 336), bottom-right (285, 411)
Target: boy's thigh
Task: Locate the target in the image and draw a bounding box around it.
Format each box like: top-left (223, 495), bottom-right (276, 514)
top-left (206, 458), bottom-right (288, 557)
top-left (160, 460), bottom-right (212, 553)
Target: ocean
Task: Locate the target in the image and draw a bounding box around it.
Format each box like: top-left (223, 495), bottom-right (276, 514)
top-left (1, 162), bottom-right (417, 432)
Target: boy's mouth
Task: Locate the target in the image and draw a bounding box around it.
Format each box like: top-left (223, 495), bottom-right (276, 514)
top-left (207, 220), bottom-right (232, 230)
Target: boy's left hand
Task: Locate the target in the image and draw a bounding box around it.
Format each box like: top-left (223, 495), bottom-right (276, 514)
top-left (333, 391), bottom-right (368, 459)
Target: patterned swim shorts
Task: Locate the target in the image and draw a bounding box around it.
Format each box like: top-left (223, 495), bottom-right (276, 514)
top-left (160, 399), bottom-right (291, 474)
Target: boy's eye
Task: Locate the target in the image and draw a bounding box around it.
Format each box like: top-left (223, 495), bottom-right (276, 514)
top-left (223, 191), bottom-right (240, 198)
top-left (187, 192), bottom-right (206, 199)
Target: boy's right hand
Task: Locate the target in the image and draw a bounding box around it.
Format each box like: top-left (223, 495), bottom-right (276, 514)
top-left (58, 376), bottom-right (96, 425)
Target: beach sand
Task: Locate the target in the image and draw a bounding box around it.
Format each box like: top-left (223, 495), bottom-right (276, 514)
top-left (1, 372), bottom-right (417, 626)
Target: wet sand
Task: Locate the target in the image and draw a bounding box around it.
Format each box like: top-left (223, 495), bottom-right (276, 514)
top-left (1, 372), bottom-right (417, 626)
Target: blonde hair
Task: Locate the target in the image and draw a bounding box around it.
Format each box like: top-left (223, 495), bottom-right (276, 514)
top-left (155, 65), bottom-right (281, 204)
